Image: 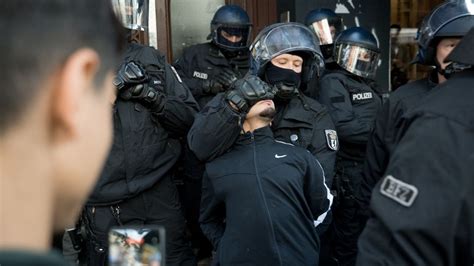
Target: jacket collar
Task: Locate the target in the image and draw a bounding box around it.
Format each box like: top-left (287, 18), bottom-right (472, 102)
top-left (427, 69), bottom-right (439, 88)
top-left (236, 126), bottom-right (274, 145)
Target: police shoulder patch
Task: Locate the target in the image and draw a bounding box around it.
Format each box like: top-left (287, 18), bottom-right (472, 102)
top-left (324, 129), bottom-right (339, 151)
top-left (380, 175), bottom-right (418, 207)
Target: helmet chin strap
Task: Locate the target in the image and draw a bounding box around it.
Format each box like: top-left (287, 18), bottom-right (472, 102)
top-left (220, 48), bottom-right (243, 59)
top-left (434, 58), bottom-right (449, 78)
top-left (439, 62), bottom-right (472, 79)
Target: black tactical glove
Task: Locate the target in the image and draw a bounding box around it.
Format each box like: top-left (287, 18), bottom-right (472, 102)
top-left (114, 61), bottom-right (165, 111)
top-left (121, 82), bottom-right (165, 111)
top-left (216, 68), bottom-right (238, 89)
top-left (113, 61), bottom-right (148, 91)
top-left (225, 75), bottom-right (275, 113)
top-left (202, 68), bottom-right (238, 94)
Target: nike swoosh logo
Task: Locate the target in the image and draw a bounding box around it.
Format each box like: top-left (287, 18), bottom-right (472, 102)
top-left (275, 154), bottom-right (287, 159)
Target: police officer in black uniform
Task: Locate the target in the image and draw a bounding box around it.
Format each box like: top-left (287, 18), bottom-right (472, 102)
top-left (174, 5), bottom-right (252, 108)
top-left (303, 8), bottom-right (344, 99)
top-left (318, 26), bottom-right (382, 266)
top-left (357, 26), bottom-right (474, 266)
top-left (188, 22), bottom-right (338, 193)
top-left (82, 2), bottom-right (198, 265)
top-left (304, 8), bottom-right (343, 66)
top-left (358, 1), bottom-right (474, 222)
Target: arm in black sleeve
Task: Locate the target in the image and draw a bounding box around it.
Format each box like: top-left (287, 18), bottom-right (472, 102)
top-left (319, 76), bottom-right (374, 144)
top-left (357, 116), bottom-right (472, 266)
top-left (199, 172), bottom-right (225, 249)
top-left (357, 99), bottom-right (392, 212)
top-left (187, 93), bottom-right (244, 162)
top-left (304, 152), bottom-right (333, 227)
top-left (309, 108), bottom-right (337, 188)
top-left (151, 64), bottom-right (199, 136)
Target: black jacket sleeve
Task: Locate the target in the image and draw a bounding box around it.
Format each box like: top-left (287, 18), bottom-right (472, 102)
top-left (309, 107), bottom-right (337, 188)
top-left (357, 116), bottom-right (473, 266)
top-left (319, 76), bottom-right (374, 144)
top-left (187, 93), bottom-right (244, 162)
top-left (199, 172), bottom-right (226, 249)
top-left (151, 64), bottom-right (199, 136)
top-left (357, 99), bottom-right (391, 212)
top-left (304, 152), bottom-right (333, 226)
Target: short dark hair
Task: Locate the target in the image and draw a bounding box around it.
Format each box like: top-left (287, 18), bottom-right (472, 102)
top-left (0, 0), bottom-right (125, 135)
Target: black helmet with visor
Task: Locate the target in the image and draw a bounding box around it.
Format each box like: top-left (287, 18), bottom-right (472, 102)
top-left (209, 5), bottom-right (252, 52)
top-left (334, 27), bottom-right (380, 79)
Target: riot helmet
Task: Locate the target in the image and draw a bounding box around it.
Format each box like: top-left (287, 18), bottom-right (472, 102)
top-left (304, 8), bottom-right (343, 59)
top-left (416, 0), bottom-right (474, 65)
top-left (250, 22), bottom-right (324, 83)
top-left (209, 5), bottom-right (252, 52)
top-left (250, 22), bottom-right (324, 100)
top-left (334, 27), bottom-right (380, 79)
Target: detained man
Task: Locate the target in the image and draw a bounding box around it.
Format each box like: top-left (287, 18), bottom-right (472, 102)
top-left (199, 75), bottom-right (333, 266)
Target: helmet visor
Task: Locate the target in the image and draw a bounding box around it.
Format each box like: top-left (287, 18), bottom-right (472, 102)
top-left (309, 19), bottom-right (334, 45)
top-left (215, 25), bottom-right (251, 51)
top-left (335, 43), bottom-right (380, 79)
top-left (111, 0), bottom-right (149, 30)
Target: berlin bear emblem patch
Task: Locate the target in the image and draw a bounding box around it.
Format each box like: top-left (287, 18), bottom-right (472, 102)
top-left (325, 129), bottom-right (339, 151)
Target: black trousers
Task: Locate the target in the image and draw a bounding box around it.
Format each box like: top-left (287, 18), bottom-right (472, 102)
top-left (326, 160), bottom-right (367, 266)
top-left (83, 175), bottom-right (196, 266)
top-left (177, 178), bottom-right (213, 260)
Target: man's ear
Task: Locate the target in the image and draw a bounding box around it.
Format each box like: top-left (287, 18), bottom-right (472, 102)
top-left (50, 49), bottom-right (100, 142)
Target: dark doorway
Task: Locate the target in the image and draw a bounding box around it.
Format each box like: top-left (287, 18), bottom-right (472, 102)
top-left (226, 0), bottom-right (278, 40)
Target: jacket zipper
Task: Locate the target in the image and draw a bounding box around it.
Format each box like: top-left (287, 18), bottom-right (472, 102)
top-left (251, 132), bottom-right (283, 265)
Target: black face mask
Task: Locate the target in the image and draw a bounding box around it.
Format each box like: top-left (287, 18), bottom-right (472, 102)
top-left (321, 44), bottom-right (334, 60)
top-left (264, 63), bottom-right (301, 100)
top-left (221, 48), bottom-right (242, 59)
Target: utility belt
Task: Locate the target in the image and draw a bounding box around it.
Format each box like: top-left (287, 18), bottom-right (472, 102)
top-left (62, 204), bottom-right (126, 263)
top-left (81, 204), bottom-right (124, 255)
top-left (65, 218), bottom-right (87, 252)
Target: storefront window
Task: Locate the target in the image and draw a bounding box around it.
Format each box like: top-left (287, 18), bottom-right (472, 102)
top-left (170, 0), bottom-right (226, 60)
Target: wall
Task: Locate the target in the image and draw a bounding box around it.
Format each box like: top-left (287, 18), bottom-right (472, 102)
top-left (277, 0), bottom-right (295, 22)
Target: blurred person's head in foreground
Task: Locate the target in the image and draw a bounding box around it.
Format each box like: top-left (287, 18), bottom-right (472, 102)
top-left (0, 0), bottom-right (124, 252)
